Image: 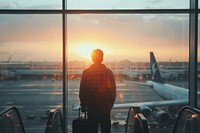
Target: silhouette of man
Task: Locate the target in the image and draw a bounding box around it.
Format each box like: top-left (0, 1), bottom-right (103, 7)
top-left (79, 49), bottom-right (116, 133)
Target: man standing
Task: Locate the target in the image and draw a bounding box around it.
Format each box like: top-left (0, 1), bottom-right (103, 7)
top-left (79, 49), bottom-right (116, 133)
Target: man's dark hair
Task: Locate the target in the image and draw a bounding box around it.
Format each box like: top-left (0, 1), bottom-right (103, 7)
top-left (91, 49), bottom-right (104, 63)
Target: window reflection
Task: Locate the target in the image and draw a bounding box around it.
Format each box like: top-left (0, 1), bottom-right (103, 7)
top-left (199, 0), bottom-right (200, 8)
top-left (67, 14), bottom-right (189, 132)
top-left (67, 0), bottom-right (189, 10)
top-left (0, 14), bottom-right (62, 133)
top-left (0, 0), bottom-right (62, 9)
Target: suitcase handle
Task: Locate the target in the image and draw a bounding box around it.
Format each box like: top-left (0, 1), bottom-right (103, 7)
top-left (78, 107), bottom-right (87, 119)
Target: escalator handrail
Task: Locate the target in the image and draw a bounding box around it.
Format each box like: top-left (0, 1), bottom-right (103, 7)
top-left (0, 106), bottom-right (26, 133)
top-left (134, 113), bottom-right (149, 133)
top-left (45, 108), bottom-right (64, 133)
top-left (172, 106), bottom-right (200, 133)
top-left (125, 106), bottom-right (142, 133)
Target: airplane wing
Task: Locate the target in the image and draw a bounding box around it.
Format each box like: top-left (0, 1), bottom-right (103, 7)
top-left (124, 81), bottom-right (153, 87)
top-left (72, 99), bottom-right (188, 110)
top-left (113, 99), bottom-right (188, 109)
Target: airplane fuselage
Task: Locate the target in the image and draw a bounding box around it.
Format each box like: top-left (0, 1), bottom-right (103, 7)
top-left (147, 81), bottom-right (188, 100)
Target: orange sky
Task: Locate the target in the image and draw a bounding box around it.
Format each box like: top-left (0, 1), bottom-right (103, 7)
top-left (67, 14), bottom-right (189, 62)
top-left (0, 14), bottom-right (195, 62)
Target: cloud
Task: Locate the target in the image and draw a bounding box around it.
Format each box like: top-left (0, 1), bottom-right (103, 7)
top-left (28, 4), bottom-right (61, 9)
top-left (0, 15), bottom-right (61, 43)
top-left (146, 0), bottom-right (162, 4)
top-left (0, 1), bottom-right (21, 8)
top-left (0, 0), bottom-right (61, 9)
top-left (0, 13), bottom-right (192, 62)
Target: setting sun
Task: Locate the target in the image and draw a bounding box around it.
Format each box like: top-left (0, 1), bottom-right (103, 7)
top-left (77, 43), bottom-right (99, 59)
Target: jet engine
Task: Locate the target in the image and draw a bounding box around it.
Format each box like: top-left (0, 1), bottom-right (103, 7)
top-left (168, 106), bottom-right (181, 116)
top-left (152, 110), bottom-right (171, 125)
top-left (140, 106), bottom-right (152, 118)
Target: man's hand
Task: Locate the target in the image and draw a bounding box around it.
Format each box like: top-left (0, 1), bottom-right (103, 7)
top-left (81, 106), bottom-right (87, 112)
top-left (80, 102), bottom-right (87, 112)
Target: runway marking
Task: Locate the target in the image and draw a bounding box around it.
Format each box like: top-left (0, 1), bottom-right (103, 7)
top-left (44, 105), bottom-right (62, 108)
top-left (0, 105), bottom-right (24, 109)
top-left (41, 92), bottom-right (62, 95)
top-left (5, 102), bottom-right (14, 105)
top-left (8, 92), bottom-right (21, 95)
top-left (17, 84), bottom-right (62, 87)
top-left (25, 127), bottom-right (45, 130)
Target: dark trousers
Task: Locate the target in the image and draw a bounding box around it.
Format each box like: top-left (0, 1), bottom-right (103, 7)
top-left (87, 111), bottom-right (111, 133)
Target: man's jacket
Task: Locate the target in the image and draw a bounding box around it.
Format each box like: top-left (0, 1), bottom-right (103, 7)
top-left (79, 64), bottom-right (116, 114)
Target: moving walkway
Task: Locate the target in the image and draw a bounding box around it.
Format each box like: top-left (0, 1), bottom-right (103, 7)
top-left (0, 106), bottom-right (200, 133)
top-left (0, 107), bottom-right (25, 133)
top-left (0, 107), bottom-right (64, 133)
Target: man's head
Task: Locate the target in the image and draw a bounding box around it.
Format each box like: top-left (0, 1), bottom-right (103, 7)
top-left (91, 49), bottom-right (104, 64)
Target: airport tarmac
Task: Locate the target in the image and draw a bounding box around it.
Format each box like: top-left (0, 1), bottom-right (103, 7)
top-left (0, 79), bottom-right (188, 133)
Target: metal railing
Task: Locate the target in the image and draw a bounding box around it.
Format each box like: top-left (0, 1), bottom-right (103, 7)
top-left (45, 108), bottom-right (64, 133)
top-left (173, 106), bottom-right (200, 133)
top-left (125, 106), bottom-right (149, 133)
top-left (0, 106), bottom-right (26, 133)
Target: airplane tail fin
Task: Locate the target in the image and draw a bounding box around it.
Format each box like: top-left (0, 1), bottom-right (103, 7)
top-left (150, 52), bottom-right (164, 83)
top-left (8, 55), bottom-right (12, 63)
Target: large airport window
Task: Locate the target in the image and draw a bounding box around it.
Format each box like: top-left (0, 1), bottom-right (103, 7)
top-left (198, 15), bottom-right (200, 109)
top-left (199, 0), bottom-right (200, 8)
top-left (67, 14), bottom-right (189, 133)
top-left (67, 0), bottom-right (190, 10)
top-left (0, 0), bottom-right (62, 9)
top-left (0, 14), bottom-right (62, 133)
top-left (0, 1), bottom-right (199, 133)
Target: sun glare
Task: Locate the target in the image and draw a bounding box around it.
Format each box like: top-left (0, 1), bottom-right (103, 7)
top-left (78, 44), bottom-right (97, 59)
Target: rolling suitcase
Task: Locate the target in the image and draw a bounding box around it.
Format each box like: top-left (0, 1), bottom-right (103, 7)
top-left (72, 108), bottom-right (88, 133)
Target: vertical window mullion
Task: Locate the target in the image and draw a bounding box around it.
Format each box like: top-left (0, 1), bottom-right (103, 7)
top-left (189, 0), bottom-right (198, 108)
top-left (62, 0), bottom-right (67, 133)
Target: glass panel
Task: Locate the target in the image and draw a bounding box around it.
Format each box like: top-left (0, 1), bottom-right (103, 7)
top-left (199, 0), bottom-right (200, 9)
top-left (67, 14), bottom-right (189, 133)
top-left (67, 0), bottom-right (189, 10)
top-left (198, 14), bottom-right (200, 109)
top-left (0, 14), bottom-right (62, 133)
top-left (0, 0), bottom-right (61, 9)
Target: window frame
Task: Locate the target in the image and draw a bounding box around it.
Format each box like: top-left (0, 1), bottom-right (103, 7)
top-left (0, 0), bottom-right (199, 133)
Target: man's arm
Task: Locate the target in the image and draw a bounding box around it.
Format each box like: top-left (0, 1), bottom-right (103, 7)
top-left (79, 71), bottom-right (87, 112)
top-left (107, 70), bottom-right (117, 106)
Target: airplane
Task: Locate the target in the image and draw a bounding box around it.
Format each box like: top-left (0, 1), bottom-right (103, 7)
top-left (160, 68), bottom-right (188, 81)
top-left (0, 55), bottom-right (82, 80)
top-left (0, 53), bottom-right (187, 81)
top-left (0, 55), bottom-right (123, 80)
top-left (121, 69), bottom-right (151, 80)
top-left (114, 52), bottom-right (190, 124)
top-left (72, 52), bottom-right (189, 125)
top-left (158, 57), bottom-right (188, 80)
top-left (122, 61), bottom-right (188, 81)
top-left (0, 55), bottom-right (30, 79)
